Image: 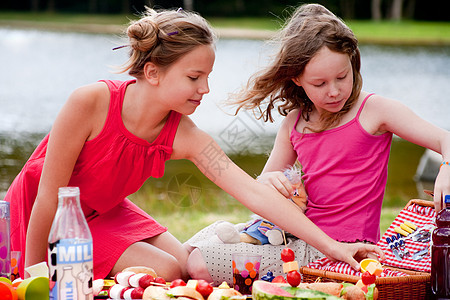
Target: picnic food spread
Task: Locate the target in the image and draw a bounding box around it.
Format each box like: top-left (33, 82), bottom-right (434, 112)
top-left (0, 199), bottom-right (437, 299)
top-left (101, 267), bottom-right (243, 300)
top-left (252, 280), bottom-right (377, 300)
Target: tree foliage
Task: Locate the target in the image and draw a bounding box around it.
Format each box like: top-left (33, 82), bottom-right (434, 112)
top-left (0, 0), bottom-right (448, 21)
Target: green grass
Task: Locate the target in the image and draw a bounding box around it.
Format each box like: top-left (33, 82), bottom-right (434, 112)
top-left (129, 185), bottom-right (402, 243)
top-left (347, 20), bottom-right (450, 45)
top-left (0, 11), bottom-right (131, 24)
top-left (1, 11), bottom-right (450, 44)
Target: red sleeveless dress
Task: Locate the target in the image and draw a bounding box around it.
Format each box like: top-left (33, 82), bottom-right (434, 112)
top-left (5, 79), bottom-right (182, 279)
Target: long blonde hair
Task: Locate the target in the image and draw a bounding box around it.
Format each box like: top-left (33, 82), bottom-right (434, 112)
top-left (232, 4), bottom-right (362, 132)
top-left (118, 7), bottom-right (216, 77)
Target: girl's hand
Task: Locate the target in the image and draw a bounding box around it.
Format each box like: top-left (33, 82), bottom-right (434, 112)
top-left (433, 163), bottom-right (450, 212)
top-left (326, 241), bottom-right (385, 271)
top-left (257, 171), bottom-right (294, 198)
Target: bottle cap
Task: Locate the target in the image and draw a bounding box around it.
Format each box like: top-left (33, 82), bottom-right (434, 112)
top-left (58, 186), bottom-right (80, 197)
top-left (445, 195), bottom-right (450, 204)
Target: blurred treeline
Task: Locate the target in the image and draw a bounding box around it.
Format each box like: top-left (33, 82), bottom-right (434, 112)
top-left (1, 0), bottom-right (449, 21)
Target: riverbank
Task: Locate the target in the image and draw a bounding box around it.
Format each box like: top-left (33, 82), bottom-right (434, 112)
top-left (1, 12), bottom-right (450, 45)
top-left (0, 19), bottom-right (276, 40)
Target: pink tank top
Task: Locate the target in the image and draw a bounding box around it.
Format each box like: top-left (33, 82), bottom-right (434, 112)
top-left (290, 94), bottom-right (392, 243)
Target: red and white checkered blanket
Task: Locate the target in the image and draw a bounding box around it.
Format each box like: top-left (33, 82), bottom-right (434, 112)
top-left (305, 202), bottom-right (435, 276)
top-left (377, 203), bottom-right (435, 273)
top-left (305, 257), bottom-right (408, 277)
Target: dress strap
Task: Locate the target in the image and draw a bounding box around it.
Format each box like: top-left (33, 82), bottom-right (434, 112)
top-left (294, 109), bottom-right (302, 128)
top-left (356, 93), bottom-right (375, 118)
top-left (163, 111), bottom-right (182, 148)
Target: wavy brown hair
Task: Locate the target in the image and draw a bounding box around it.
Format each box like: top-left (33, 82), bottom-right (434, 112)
top-left (232, 4), bottom-right (362, 132)
top-left (117, 7), bottom-right (216, 77)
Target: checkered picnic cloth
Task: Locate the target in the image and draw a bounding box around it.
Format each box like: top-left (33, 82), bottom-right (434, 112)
top-left (305, 257), bottom-right (408, 277)
top-left (304, 202), bottom-right (435, 276)
top-left (377, 203), bottom-right (435, 273)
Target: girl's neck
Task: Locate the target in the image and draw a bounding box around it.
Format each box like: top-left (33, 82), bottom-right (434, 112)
top-left (302, 93), bottom-right (364, 133)
top-left (121, 80), bottom-right (171, 142)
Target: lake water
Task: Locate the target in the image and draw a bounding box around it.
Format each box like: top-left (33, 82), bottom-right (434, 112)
top-left (0, 28), bottom-right (449, 201)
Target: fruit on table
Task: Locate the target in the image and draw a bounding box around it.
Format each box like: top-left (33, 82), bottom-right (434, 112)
top-left (16, 276), bottom-right (49, 300)
top-left (281, 248), bottom-right (295, 262)
top-left (252, 280), bottom-right (378, 300)
top-left (272, 275), bottom-right (287, 283)
top-left (0, 277), bottom-right (12, 284)
top-left (154, 277), bottom-right (166, 284)
top-left (195, 279), bottom-right (214, 298)
top-left (0, 281), bottom-right (18, 300)
top-left (170, 278), bottom-right (187, 288)
top-left (261, 271), bottom-right (275, 282)
top-left (286, 270), bottom-right (301, 287)
top-left (252, 280), bottom-right (341, 300)
top-left (141, 280), bottom-right (242, 300)
top-left (361, 271), bottom-right (376, 285)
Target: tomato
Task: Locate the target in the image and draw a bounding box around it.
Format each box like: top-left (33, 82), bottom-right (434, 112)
top-left (286, 270), bottom-right (301, 287)
top-left (361, 271), bottom-right (376, 285)
top-left (272, 275), bottom-right (287, 283)
top-left (196, 279), bottom-right (213, 297)
top-left (281, 248), bottom-right (295, 262)
top-left (170, 279), bottom-right (186, 288)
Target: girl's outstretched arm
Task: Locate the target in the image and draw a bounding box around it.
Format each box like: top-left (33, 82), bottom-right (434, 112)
top-left (173, 116), bottom-right (384, 270)
top-left (362, 94), bottom-right (450, 211)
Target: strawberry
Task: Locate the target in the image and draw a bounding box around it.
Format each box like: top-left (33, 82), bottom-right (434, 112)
top-left (272, 275), bottom-right (287, 283)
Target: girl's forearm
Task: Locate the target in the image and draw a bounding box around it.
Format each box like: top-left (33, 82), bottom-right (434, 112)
top-left (24, 196), bottom-right (56, 276)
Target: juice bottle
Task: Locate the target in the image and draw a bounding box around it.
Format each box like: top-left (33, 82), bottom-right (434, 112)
top-left (48, 187), bottom-right (93, 300)
top-left (0, 201), bottom-right (10, 279)
top-left (431, 195), bottom-right (450, 299)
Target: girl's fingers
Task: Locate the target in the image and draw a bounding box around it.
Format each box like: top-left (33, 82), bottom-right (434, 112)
top-left (271, 178), bottom-right (293, 198)
top-left (258, 172), bottom-right (294, 198)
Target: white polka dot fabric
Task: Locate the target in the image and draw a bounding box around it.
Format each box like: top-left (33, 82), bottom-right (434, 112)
top-left (187, 221), bottom-right (324, 285)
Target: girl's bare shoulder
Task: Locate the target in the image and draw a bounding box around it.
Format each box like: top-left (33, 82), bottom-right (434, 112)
top-left (281, 108), bottom-right (301, 134)
top-left (68, 82), bottom-right (110, 108)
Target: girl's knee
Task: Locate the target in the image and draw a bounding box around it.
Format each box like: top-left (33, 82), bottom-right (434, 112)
top-left (159, 255), bottom-right (185, 281)
top-left (186, 248), bottom-right (212, 282)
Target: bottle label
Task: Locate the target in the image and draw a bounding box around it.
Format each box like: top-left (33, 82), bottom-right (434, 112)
top-left (0, 218), bottom-right (11, 278)
top-left (49, 239), bottom-right (93, 300)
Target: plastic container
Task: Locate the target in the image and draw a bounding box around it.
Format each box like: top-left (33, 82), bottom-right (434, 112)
top-left (431, 195), bottom-right (450, 299)
top-left (48, 187), bottom-right (93, 300)
top-left (0, 200), bottom-right (11, 279)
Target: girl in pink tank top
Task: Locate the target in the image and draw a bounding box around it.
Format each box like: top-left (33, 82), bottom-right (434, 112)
top-left (5, 6), bottom-right (384, 284)
top-left (232, 4), bottom-right (450, 245)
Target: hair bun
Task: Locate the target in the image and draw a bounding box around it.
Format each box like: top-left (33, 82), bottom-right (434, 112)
top-left (127, 18), bottom-right (160, 52)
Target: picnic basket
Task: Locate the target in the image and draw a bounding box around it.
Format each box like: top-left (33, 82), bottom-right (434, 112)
top-left (300, 199), bottom-right (433, 300)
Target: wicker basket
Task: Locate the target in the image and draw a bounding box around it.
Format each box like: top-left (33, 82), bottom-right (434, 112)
top-left (300, 199), bottom-right (434, 300)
